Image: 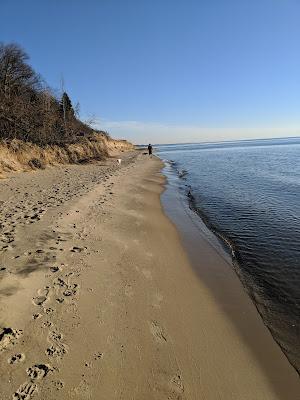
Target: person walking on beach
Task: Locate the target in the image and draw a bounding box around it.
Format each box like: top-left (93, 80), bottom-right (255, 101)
top-left (148, 144), bottom-right (153, 156)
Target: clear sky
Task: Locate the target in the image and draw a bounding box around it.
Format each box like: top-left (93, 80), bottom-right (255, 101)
top-left (1, 0), bottom-right (300, 144)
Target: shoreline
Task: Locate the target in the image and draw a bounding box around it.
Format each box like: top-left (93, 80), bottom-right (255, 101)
top-left (160, 155), bottom-right (300, 377)
top-left (0, 152), bottom-right (299, 398)
top-left (160, 157), bottom-right (300, 392)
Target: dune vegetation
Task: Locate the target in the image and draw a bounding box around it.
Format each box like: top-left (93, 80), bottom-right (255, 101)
top-left (0, 43), bottom-right (132, 176)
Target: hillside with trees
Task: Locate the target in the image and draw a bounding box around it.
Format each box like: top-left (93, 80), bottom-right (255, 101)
top-left (0, 42), bottom-right (107, 144)
top-left (0, 43), bottom-right (132, 175)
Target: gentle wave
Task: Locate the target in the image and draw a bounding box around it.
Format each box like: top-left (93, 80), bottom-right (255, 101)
top-left (158, 138), bottom-right (300, 373)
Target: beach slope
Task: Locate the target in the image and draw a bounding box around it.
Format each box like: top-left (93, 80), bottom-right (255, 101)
top-left (0, 153), bottom-right (299, 399)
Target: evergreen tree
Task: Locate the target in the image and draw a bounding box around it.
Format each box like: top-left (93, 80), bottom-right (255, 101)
top-left (60, 92), bottom-right (74, 119)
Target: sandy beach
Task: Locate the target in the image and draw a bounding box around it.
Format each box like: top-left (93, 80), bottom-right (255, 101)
top-left (0, 151), bottom-right (299, 400)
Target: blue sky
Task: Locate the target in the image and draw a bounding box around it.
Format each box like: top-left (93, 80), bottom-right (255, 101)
top-left (1, 0), bottom-right (300, 144)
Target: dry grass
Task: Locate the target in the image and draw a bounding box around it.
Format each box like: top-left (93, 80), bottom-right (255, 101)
top-left (0, 134), bottom-right (133, 178)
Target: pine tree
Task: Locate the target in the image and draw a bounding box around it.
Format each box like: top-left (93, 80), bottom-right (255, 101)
top-left (60, 92), bottom-right (74, 120)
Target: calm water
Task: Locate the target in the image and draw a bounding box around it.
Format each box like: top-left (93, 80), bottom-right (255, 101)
top-left (157, 137), bottom-right (300, 373)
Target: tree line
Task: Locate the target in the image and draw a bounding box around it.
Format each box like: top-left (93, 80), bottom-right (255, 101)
top-left (0, 43), bottom-right (107, 145)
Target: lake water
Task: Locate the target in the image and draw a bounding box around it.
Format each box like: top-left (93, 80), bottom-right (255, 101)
top-left (157, 137), bottom-right (300, 373)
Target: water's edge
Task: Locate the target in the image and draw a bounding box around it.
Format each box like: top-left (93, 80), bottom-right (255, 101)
top-left (158, 157), bottom-right (299, 376)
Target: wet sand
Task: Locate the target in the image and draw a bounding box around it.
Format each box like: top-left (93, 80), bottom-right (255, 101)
top-left (0, 152), bottom-right (299, 399)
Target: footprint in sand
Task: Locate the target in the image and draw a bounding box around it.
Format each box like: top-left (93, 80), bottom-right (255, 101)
top-left (12, 365), bottom-right (53, 400)
top-left (48, 331), bottom-right (63, 342)
top-left (0, 327), bottom-right (23, 351)
top-left (43, 321), bottom-right (53, 328)
top-left (32, 296), bottom-right (47, 306)
top-left (63, 283), bottom-right (78, 297)
top-left (46, 330), bottom-right (67, 358)
top-left (46, 343), bottom-right (67, 358)
top-left (56, 297), bottom-right (64, 303)
top-left (32, 287), bottom-right (49, 306)
top-left (32, 313), bottom-right (42, 320)
top-left (26, 363), bottom-right (53, 379)
top-left (93, 352), bottom-right (103, 361)
top-left (13, 382), bottom-right (37, 400)
top-left (49, 265), bottom-right (60, 273)
top-left (70, 246), bottom-right (84, 253)
top-left (53, 277), bottom-right (67, 288)
top-left (52, 380), bottom-right (64, 390)
top-left (8, 353), bottom-right (25, 364)
top-left (169, 374), bottom-right (184, 395)
top-left (150, 321), bottom-right (167, 343)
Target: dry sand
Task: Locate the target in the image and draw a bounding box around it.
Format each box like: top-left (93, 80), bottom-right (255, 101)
top-left (0, 152), bottom-right (299, 399)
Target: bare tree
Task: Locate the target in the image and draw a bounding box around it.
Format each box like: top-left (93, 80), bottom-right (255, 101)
top-left (0, 42), bottom-right (99, 145)
top-left (0, 43), bottom-right (40, 98)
